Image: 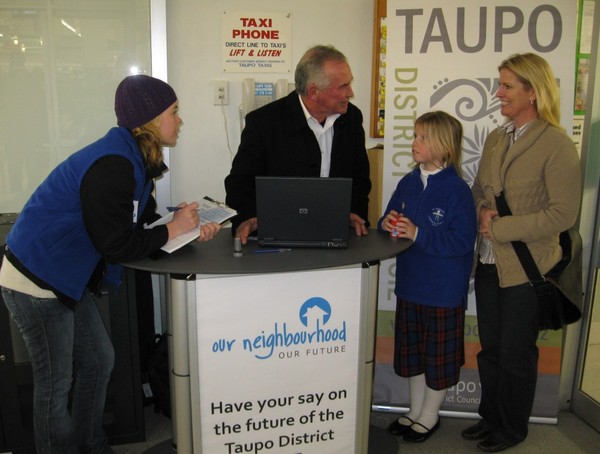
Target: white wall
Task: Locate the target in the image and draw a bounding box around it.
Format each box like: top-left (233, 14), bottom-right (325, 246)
top-left (166, 0), bottom-right (379, 205)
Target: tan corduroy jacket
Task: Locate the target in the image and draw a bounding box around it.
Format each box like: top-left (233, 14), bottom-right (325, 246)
top-left (472, 119), bottom-right (581, 287)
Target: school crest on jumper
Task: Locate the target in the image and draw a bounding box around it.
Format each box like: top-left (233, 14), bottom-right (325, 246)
top-left (428, 207), bottom-right (445, 226)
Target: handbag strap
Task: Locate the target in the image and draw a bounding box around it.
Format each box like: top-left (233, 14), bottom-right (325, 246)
top-left (494, 192), bottom-right (544, 283)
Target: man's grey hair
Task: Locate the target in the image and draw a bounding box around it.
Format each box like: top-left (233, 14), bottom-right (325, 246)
top-left (295, 45), bottom-right (348, 96)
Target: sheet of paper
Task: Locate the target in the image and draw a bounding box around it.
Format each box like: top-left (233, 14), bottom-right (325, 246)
top-left (198, 197), bottom-right (236, 225)
top-left (160, 228), bottom-right (200, 253)
top-left (145, 212), bottom-right (200, 253)
top-left (144, 196), bottom-right (236, 253)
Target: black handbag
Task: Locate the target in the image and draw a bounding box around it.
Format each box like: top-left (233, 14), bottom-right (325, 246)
top-left (494, 192), bottom-right (582, 330)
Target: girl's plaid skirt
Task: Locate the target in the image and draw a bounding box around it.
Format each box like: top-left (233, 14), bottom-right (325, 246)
top-left (393, 298), bottom-right (465, 390)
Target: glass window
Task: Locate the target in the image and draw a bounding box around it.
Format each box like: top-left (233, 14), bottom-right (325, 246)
top-left (0, 0), bottom-right (151, 212)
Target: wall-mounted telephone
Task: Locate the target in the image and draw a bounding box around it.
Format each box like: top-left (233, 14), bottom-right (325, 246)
top-left (240, 78), bottom-right (295, 129)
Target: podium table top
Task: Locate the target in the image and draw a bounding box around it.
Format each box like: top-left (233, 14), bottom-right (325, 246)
top-left (124, 229), bottom-right (411, 276)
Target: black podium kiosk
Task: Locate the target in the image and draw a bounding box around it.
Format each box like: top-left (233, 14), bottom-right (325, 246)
top-left (125, 229), bottom-right (410, 454)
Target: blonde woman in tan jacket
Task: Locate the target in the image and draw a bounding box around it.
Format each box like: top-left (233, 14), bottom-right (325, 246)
top-left (462, 53), bottom-right (581, 452)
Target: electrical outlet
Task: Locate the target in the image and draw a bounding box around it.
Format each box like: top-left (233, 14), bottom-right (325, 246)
top-left (213, 80), bottom-right (228, 105)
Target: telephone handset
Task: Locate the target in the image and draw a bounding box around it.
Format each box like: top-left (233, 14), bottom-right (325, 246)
top-left (241, 78), bottom-right (257, 118)
top-left (275, 78), bottom-right (290, 100)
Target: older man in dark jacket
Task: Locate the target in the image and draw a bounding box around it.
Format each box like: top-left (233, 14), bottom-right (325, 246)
top-left (225, 45), bottom-right (371, 244)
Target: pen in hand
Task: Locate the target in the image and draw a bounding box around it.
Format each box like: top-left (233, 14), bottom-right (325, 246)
top-left (167, 206), bottom-right (200, 212)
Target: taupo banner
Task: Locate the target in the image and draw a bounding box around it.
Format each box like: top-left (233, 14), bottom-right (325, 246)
top-left (375, 0), bottom-right (577, 420)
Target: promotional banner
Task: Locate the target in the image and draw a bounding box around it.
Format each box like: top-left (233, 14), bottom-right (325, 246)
top-left (376, 0), bottom-right (577, 418)
top-left (194, 268), bottom-right (364, 453)
top-left (221, 11), bottom-right (292, 73)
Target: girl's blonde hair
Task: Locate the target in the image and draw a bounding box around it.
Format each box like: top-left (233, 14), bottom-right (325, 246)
top-left (131, 115), bottom-right (163, 167)
top-left (498, 53), bottom-right (561, 128)
top-left (414, 111), bottom-right (463, 177)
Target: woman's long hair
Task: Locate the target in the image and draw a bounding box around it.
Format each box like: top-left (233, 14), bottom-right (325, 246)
top-left (130, 116), bottom-right (163, 167)
top-left (498, 53), bottom-right (561, 128)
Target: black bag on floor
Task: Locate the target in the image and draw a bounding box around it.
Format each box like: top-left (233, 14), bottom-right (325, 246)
top-left (142, 333), bottom-right (171, 418)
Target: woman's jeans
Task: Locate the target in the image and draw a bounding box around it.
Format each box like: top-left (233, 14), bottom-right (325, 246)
top-left (474, 262), bottom-right (540, 445)
top-left (1, 287), bottom-right (115, 454)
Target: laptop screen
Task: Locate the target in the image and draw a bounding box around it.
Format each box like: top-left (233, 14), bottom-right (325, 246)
top-left (255, 176), bottom-right (352, 248)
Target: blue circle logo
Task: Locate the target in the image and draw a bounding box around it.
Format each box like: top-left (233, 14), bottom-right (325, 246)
top-left (299, 297), bottom-right (331, 328)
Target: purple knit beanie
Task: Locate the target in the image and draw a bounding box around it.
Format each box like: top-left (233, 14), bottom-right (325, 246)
top-left (114, 75), bottom-right (177, 129)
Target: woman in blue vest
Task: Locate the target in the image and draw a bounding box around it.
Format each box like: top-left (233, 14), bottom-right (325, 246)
top-left (0, 75), bottom-right (221, 453)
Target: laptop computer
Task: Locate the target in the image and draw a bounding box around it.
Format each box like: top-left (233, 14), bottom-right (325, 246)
top-left (255, 176), bottom-right (352, 248)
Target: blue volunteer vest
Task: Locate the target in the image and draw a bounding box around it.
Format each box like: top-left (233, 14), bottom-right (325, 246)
top-left (7, 127), bottom-right (152, 301)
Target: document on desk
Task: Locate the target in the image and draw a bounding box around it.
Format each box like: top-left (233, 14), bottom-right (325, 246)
top-left (145, 196), bottom-right (236, 253)
top-left (197, 196), bottom-right (237, 225)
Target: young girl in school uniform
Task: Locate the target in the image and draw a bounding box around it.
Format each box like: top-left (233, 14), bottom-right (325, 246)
top-left (378, 111), bottom-right (477, 443)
